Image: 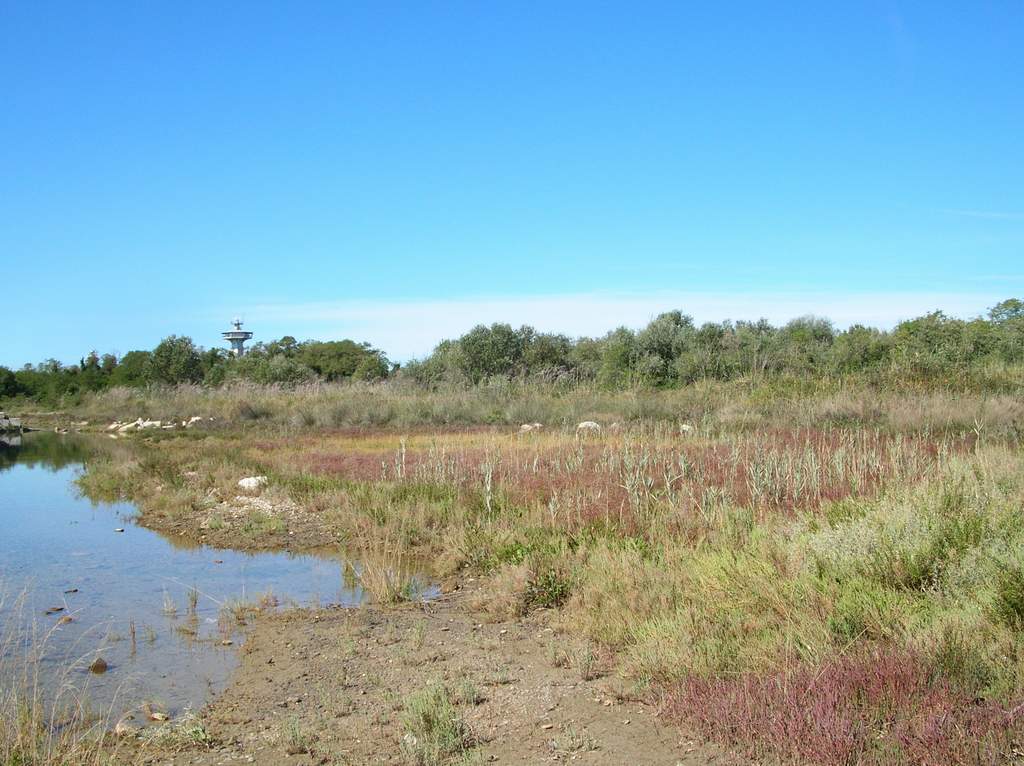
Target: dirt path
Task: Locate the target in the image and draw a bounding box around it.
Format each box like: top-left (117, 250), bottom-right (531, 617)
top-left (124, 589), bottom-right (730, 765)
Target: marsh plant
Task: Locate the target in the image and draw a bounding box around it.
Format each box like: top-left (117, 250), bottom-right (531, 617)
top-left (400, 681), bottom-right (475, 766)
top-left (63, 380), bottom-right (1024, 765)
top-left (349, 529), bottom-right (423, 605)
top-left (0, 588), bottom-right (117, 765)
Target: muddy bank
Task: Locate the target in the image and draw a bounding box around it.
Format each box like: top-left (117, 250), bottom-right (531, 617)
top-left (118, 586), bottom-right (730, 765)
top-left (130, 482), bottom-right (342, 553)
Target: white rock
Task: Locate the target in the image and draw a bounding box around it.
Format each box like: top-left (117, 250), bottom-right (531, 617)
top-left (680, 423), bottom-right (694, 434)
top-left (238, 476), bottom-right (268, 491)
top-left (519, 423), bottom-right (544, 433)
top-left (139, 420), bottom-right (161, 430)
top-left (576, 421), bottom-right (601, 433)
top-left (106, 422), bottom-right (121, 431)
top-left (185, 416), bottom-right (204, 427)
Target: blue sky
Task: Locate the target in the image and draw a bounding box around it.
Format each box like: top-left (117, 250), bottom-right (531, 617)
top-left (2, 2), bottom-right (1021, 366)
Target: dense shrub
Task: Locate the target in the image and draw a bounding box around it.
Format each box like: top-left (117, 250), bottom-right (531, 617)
top-left (4, 298), bottom-right (1023, 408)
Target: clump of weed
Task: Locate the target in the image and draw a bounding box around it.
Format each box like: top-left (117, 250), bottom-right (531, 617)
top-left (575, 643), bottom-right (599, 681)
top-left (351, 528), bottom-right (423, 605)
top-left (991, 561), bottom-right (1024, 629)
top-left (524, 569), bottom-right (572, 611)
top-left (452, 677), bottom-right (482, 706)
top-left (139, 712), bottom-right (213, 751)
top-left (280, 716), bottom-right (311, 755)
top-left (400, 681), bottom-right (475, 765)
top-left (161, 589), bottom-right (177, 617)
top-left (669, 649), bottom-right (1024, 766)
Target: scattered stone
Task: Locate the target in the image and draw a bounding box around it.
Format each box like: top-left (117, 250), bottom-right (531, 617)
top-left (89, 657), bottom-right (109, 674)
top-left (114, 528), bottom-right (125, 533)
top-left (238, 476), bottom-right (268, 492)
top-left (114, 714), bottom-right (138, 737)
top-left (57, 615), bottom-right (73, 625)
top-left (64, 588), bottom-right (78, 594)
top-left (44, 607), bottom-right (64, 615)
top-left (576, 421), bottom-right (601, 433)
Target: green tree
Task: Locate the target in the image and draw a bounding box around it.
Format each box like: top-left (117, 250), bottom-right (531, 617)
top-left (831, 325), bottom-right (891, 373)
top-left (457, 324), bottom-right (526, 382)
top-left (353, 353), bottom-right (389, 381)
top-left (0, 366), bottom-right (19, 399)
top-left (775, 316), bottom-right (835, 374)
top-left (110, 350), bottom-right (152, 386)
top-left (988, 298), bottom-right (1024, 324)
top-left (523, 331), bottom-right (574, 376)
top-left (150, 336), bottom-right (203, 385)
top-left (635, 311), bottom-right (695, 385)
top-left (299, 340), bottom-right (388, 381)
top-left (597, 328), bottom-right (636, 389)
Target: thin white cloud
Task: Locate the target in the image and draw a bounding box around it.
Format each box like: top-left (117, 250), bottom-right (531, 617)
top-left (942, 209), bottom-right (1024, 221)
top-left (225, 290), bottom-right (1007, 362)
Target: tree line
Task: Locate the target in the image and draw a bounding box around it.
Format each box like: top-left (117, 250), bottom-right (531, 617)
top-left (405, 298), bottom-right (1024, 389)
top-left (2, 298), bottom-right (1023, 405)
top-left (0, 335), bottom-right (390, 405)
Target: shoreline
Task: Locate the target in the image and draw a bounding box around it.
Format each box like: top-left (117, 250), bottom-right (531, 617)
top-left (118, 586), bottom-right (721, 766)
top-left (13, 394), bottom-right (1024, 765)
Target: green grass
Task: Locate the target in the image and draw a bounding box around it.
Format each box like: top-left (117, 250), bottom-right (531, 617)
top-left (61, 381), bottom-right (1024, 764)
top-left (400, 682), bottom-right (475, 766)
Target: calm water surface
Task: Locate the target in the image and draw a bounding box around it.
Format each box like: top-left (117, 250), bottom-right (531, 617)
top-left (0, 432), bottom-right (363, 718)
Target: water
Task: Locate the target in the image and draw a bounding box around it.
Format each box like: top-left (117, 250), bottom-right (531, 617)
top-left (0, 432), bottom-right (365, 719)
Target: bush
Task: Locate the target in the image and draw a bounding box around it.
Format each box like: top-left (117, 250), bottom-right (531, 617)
top-left (401, 682), bottom-right (474, 765)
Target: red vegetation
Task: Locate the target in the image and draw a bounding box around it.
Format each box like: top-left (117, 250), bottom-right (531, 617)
top-left (281, 429), bottom-right (964, 529)
top-left (668, 649), bottom-right (1022, 765)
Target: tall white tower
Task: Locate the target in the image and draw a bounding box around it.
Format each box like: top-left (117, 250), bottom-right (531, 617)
top-left (222, 318), bottom-right (254, 356)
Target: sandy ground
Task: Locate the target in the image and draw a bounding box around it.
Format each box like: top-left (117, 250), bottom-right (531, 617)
top-left (119, 587), bottom-right (733, 766)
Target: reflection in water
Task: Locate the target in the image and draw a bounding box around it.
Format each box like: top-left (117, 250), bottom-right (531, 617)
top-left (0, 430), bottom-right (125, 473)
top-left (0, 432), bottom-right (363, 720)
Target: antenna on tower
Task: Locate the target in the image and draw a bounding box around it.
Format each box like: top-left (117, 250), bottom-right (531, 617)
top-left (222, 318), bottom-right (254, 356)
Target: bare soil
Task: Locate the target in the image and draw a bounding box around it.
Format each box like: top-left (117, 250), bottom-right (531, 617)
top-left (121, 585), bottom-right (732, 765)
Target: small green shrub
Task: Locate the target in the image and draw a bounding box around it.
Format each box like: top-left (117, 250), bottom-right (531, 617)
top-left (401, 682), bottom-right (474, 765)
top-left (525, 569), bottom-right (572, 610)
top-left (992, 561), bottom-right (1024, 629)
